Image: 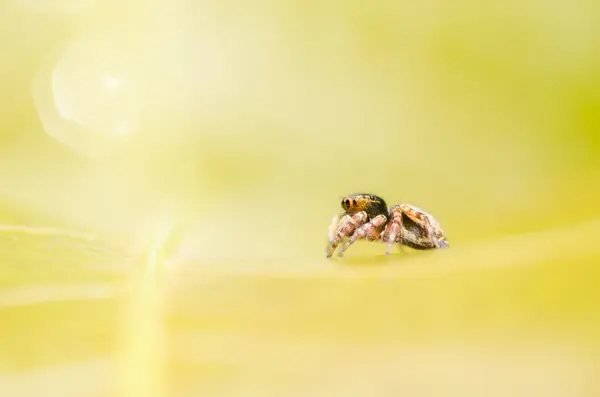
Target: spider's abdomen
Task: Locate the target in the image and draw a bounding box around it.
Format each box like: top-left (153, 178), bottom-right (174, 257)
top-left (398, 211), bottom-right (448, 249)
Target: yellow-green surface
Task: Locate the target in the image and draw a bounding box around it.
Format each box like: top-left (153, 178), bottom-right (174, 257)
top-left (1, 1), bottom-right (600, 396)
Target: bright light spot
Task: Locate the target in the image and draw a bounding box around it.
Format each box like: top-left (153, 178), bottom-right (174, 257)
top-left (113, 120), bottom-right (134, 136)
top-left (103, 75), bottom-right (123, 92)
top-left (32, 34), bottom-right (143, 157)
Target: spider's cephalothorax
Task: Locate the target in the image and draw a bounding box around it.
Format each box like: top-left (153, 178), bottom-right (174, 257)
top-left (340, 193), bottom-right (388, 219)
top-left (326, 193), bottom-right (449, 258)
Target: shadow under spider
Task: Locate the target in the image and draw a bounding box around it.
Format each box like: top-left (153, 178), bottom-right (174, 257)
top-left (332, 250), bottom-right (430, 266)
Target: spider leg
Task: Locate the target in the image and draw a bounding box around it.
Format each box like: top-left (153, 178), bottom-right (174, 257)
top-left (326, 211), bottom-right (368, 258)
top-left (397, 204), bottom-right (441, 248)
top-left (383, 206), bottom-right (411, 255)
top-left (384, 213), bottom-right (402, 256)
top-left (339, 214), bottom-right (387, 254)
top-left (328, 214), bottom-right (341, 243)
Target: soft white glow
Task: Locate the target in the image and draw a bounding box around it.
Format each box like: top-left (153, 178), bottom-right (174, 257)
top-left (103, 75), bottom-right (124, 92)
top-left (32, 34), bottom-right (143, 156)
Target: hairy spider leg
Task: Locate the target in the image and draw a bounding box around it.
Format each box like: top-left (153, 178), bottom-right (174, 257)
top-left (328, 214), bottom-right (340, 243)
top-left (326, 211), bottom-right (368, 258)
top-left (339, 214), bottom-right (388, 254)
top-left (384, 211), bottom-right (402, 256)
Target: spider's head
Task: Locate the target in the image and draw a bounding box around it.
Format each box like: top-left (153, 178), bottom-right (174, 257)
top-left (341, 193), bottom-right (388, 218)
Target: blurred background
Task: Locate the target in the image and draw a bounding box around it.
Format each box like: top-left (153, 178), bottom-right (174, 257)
top-left (0, 0), bottom-right (599, 396)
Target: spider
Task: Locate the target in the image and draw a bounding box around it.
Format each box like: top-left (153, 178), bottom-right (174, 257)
top-left (326, 193), bottom-right (449, 258)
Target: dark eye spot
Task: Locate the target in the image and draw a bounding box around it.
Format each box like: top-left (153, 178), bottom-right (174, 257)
top-left (344, 199), bottom-right (350, 208)
top-left (353, 199), bottom-right (357, 205)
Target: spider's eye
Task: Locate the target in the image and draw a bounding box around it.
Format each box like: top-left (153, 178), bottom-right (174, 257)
top-left (353, 199), bottom-right (357, 205)
top-left (344, 199), bottom-right (351, 208)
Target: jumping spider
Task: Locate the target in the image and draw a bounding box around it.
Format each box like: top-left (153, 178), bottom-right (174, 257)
top-left (326, 193), bottom-right (449, 258)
